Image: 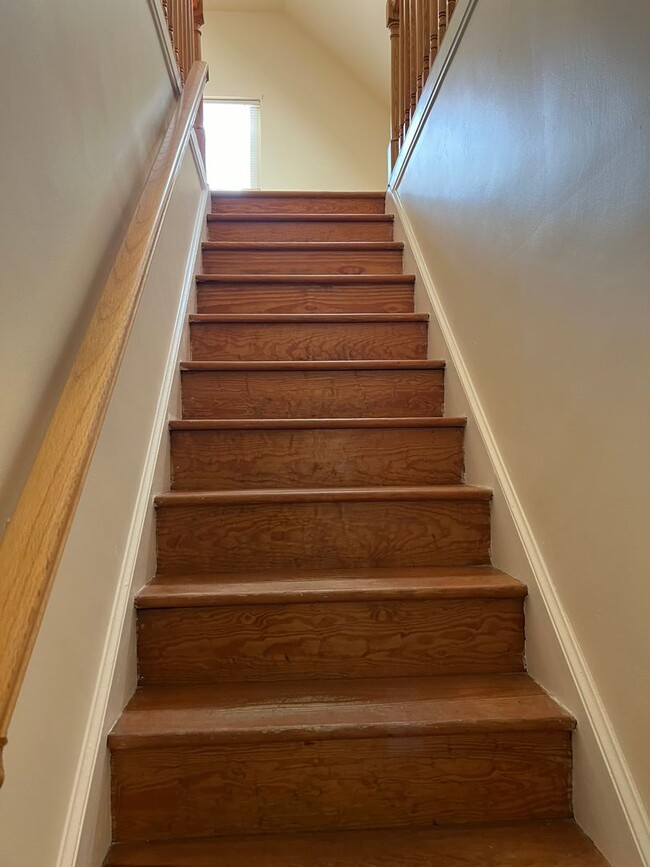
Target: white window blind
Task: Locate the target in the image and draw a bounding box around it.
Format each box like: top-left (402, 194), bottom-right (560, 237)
top-left (203, 99), bottom-right (261, 190)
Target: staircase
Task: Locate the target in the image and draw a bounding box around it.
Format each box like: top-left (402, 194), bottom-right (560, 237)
top-left (105, 192), bottom-right (608, 866)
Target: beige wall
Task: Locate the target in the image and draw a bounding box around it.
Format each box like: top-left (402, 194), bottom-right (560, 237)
top-left (0, 0), bottom-right (179, 531)
top-left (0, 1), bottom-right (208, 864)
top-left (202, 10), bottom-right (388, 190)
top-left (393, 0), bottom-right (649, 860)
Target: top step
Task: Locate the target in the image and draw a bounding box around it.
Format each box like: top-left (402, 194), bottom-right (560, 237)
top-left (211, 191), bottom-right (386, 215)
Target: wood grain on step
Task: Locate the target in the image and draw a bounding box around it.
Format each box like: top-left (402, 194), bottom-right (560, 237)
top-left (210, 192), bottom-right (386, 215)
top-left (105, 820), bottom-right (610, 866)
top-left (181, 366), bottom-right (444, 418)
top-left (137, 596), bottom-right (524, 683)
top-left (189, 317), bottom-right (428, 361)
top-left (137, 566), bottom-right (526, 608)
top-left (200, 243), bottom-right (403, 276)
top-left (207, 215), bottom-right (395, 242)
top-left (170, 424), bottom-right (464, 489)
top-left (155, 495), bottom-right (490, 573)
top-left (196, 275), bottom-right (415, 314)
top-left (110, 731), bottom-right (572, 841)
top-left (110, 674), bottom-right (574, 747)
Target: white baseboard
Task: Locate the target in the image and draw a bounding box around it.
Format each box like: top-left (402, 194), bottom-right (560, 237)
top-left (389, 188), bottom-right (649, 867)
top-left (55, 186), bottom-right (208, 867)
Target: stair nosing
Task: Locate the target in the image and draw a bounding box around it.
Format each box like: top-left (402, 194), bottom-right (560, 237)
top-left (188, 313), bottom-right (428, 324)
top-left (154, 485), bottom-right (492, 507)
top-left (108, 673), bottom-right (575, 751)
top-left (136, 568), bottom-right (527, 609)
top-left (180, 360), bottom-right (445, 371)
top-left (207, 213), bottom-right (394, 223)
top-left (195, 274), bottom-right (416, 284)
top-left (211, 190), bottom-right (386, 198)
top-left (201, 241), bottom-right (404, 251)
top-left (169, 417), bottom-right (466, 430)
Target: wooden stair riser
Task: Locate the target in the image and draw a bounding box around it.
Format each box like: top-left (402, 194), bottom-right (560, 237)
top-left (201, 246), bottom-right (403, 276)
top-left (196, 280), bottom-right (415, 314)
top-left (170, 426), bottom-right (464, 489)
top-left (181, 369), bottom-right (444, 419)
top-left (207, 218), bottom-right (394, 243)
top-left (211, 194), bottom-right (385, 215)
top-left (110, 731), bottom-right (572, 842)
top-left (137, 597), bottom-right (525, 684)
top-left (189, 319), bottom-right (428, 361)
top-left (156, 498), bottom-right (491, 574)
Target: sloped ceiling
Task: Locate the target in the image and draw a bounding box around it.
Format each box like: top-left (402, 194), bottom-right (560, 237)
top-left (203, 0), bottom-right (389, 106)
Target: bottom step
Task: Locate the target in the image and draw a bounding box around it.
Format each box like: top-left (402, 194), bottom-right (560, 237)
top-left (105, 820), bottom-right (608, 866)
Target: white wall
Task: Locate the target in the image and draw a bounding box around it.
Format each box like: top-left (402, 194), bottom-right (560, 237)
top-left (202, 9), bottom-right (388, 190)
top-left (0, 2), bottom-right (208, 864)
top-left (285, 0), bottom-right (389, 106)
top-left (0, 0), bottom-right (178, 530)
top-left (391, 0), bottom-right (650, 863)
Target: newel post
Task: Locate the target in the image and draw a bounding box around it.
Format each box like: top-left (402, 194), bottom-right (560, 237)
top-left (386, 0), bottom-right (401, 170)
top-left (192, 0), bottom-right (206, 163)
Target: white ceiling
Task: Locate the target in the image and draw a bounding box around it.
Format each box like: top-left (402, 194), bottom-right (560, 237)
top-left (204, 0), bottom-right (389, 105)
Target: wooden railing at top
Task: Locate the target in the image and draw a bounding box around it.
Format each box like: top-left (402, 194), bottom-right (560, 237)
top-left (163, 0), bottom-right (206, 160)
top-left (0, 60), bottom-right (208, 788)
top-left (387, 0), bottom-right (457, 168)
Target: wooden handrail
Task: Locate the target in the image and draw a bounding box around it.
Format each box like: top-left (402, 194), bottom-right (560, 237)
top-left (0, 60), bottom-right (208, 787)
top-left (387, 0), bottom-right (457, 168)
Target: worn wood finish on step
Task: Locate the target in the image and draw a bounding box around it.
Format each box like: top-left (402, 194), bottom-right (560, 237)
top-left (189, 314), bottom-right (429, 361)
top-left (110, 676), bottom-right (573, 841)
top-left (201, 242), bottom-right (404, 276)
top-left (155, 487), bottom-right (491, 574)
top-left (207, 214), bottom-right (395, 242)
top-left (196, 275), bottom-right (415, 314)
top-left (170, 418), bottom-right (465, 489)
top-left (110, 674), bottom-right (574, 748)
top-left (181, 361), bottom-right (445, 419)
top-left (211, 191), bottom-right (386, 215)
top-left (105, 820), bottom-right (609, 866)
top-left (138, 566), bottom-right (527, 608)
top-left (137, 594), bottom-right (524, 683)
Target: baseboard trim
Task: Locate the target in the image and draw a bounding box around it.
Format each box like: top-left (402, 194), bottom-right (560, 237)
top-left (389, 188), bottom-right (649, 866)
top-left (55, 185), bottom-right (208, 867)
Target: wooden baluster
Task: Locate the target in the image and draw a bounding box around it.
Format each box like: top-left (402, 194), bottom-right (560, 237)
top-left (447, 0), bottom-right (456, 26)
top-left (193, 0), bottom-right (206, 163)
top-left (415, 0), bottom-right (423, 100)
top-left (429, 0), bottom-right (438, 68)
top-left (438, 0), bottom-right (447, 50)
top-left (386, 0), bottom-right (401, 169)
top-left (401, 0), bottom-right (410, 140)
top-left (409, 0), bottom-right (417, 119)
top-left (421, 0), bottom-right (430, 88)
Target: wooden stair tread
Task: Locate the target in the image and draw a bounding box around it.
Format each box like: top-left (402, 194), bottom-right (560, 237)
top-left (189, 313), bottom-right (428, 323)
top-left (211, 190), bottom-right (386, 197)
top-left (195, 274), bottom-right (415, 284)
top-left (105, 821), bottom-right (608, 866)
top-left (207, 213), bottom-right (394, 223)
top-left (137, 565), bottom-right (526, 608)
top-left (201, 241), bottom-right (403, 251)
top-left (170, 416), bottom-right (466, 430)
top-left (181, 359), bottom-right (445, 370)
top-left (109, 673), bottom-right (574, 750)
top-left (155, 485), bottom-right (492, 506)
